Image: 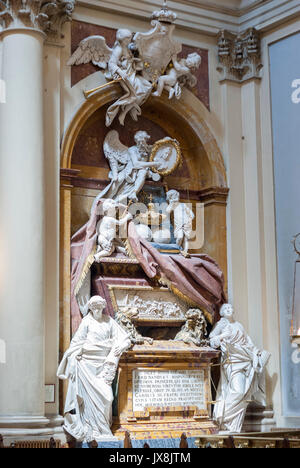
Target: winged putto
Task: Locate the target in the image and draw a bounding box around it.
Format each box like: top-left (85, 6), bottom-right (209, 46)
top-left (68, 2), bottom-right (202, 126)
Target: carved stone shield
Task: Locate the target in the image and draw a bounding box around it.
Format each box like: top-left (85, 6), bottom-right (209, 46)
top-left (134, 22), bottom-right (182, 83)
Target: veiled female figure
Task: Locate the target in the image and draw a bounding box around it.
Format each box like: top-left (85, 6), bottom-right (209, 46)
top-left (57, 296), bottom-right (131, 442)
top-left (210, 304), bottom-right (270, 433)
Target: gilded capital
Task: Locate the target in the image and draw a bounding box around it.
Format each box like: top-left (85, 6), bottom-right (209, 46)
top-left (0, 0), bottom-right (76, 38)
top-left (217, 28), bottom-right (263, 83)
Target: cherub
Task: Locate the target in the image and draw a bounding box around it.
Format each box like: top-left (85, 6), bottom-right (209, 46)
top-left (166, 189), bottom-right (194, 257)
top-left (68, 29), bottom-right (133, 81)
top-left (94, 199), bottom-right (132, 262)
top-left (152, 52), bottom-right (201, 99)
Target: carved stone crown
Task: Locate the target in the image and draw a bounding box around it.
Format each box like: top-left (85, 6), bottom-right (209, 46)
top-left (151, 6), bottom-right (177, 24)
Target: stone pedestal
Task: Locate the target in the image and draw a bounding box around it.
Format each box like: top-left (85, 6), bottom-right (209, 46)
top-left (112, 341), bottom-right (219, 440)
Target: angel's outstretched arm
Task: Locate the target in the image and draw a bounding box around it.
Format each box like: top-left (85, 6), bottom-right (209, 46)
top-left (108, 45), bottom-right (125, 78)
top-left (116, 213), bottom-right (133, 226)
top-left (129, 148), bottom-right (159, 169)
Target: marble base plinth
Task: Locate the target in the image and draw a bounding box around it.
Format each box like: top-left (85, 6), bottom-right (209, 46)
top-left (113, 421), bottom-right (218, 440)
top-left (0, 415), bottom-right (66, 445)
top-left (242, 405), bottom-right (276, 433)
top-left (113, 341), bottom-right (219, 440)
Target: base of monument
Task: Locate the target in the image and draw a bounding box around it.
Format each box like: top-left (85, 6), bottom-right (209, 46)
top-left (112, 420), bottom-right (218, 440)
top-left (114, 341), bottom-right (220, 441)
top-left (242, 405), bottom-right (276, 433)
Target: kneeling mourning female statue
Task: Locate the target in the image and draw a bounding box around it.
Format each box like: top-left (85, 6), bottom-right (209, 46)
top-left (210, 303), bottom-right (271, 433)
top-left (57, 296), bottom-right (131, 442)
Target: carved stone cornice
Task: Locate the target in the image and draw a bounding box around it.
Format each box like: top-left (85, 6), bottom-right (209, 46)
top-left (0, 0), bottom-right (76, 38)
top-left (217, 28), bottom-right (263, 83)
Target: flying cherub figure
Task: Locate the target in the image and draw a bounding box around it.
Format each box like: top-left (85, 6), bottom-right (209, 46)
top-left (68, 30), bottom-right (152, 126)
top-left (152, 52), bottom-right (201, 99)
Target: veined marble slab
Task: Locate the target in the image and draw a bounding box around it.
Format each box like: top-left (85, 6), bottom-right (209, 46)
top-left (132, 369), bottom-right (206, 412)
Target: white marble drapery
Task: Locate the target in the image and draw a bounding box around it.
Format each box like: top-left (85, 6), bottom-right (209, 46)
top-left (58, 313), bottom-right (130, 442)
top-left (210, 308), bottom-right (270, 433)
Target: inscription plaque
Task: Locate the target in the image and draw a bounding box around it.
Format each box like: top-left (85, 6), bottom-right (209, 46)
top-left (132, 369), bottom-right (206, 412)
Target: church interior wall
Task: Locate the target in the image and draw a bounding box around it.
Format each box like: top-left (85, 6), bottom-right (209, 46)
top-left (260, 18), bottom-right (300, 428)
top-left (0, 0), bottom-right (299, 441)
top-left (40, 5), bottom-right (300, 428)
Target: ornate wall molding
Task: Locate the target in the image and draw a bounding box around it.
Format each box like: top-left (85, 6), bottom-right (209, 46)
top-left (0, 0), bottom-right (76, 38)
top-left (217, 28), bottom-right (262, 83)
top-left (75, 0), bottom-right (300, 36)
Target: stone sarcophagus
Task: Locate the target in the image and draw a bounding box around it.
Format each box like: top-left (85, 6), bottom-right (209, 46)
top-left (113, 341), bottom-right (219, 439)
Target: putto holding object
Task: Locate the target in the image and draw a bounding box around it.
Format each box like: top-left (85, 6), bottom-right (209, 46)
top-left (166, 189), bottom-right (195, 257)
top-left (94, 199), bottom-right (132, 262)
top-left (152, 52), bottom-right (201, 99)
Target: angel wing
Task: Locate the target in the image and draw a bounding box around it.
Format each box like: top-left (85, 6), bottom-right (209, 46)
top-left (67, 36), bottom-right (112, 69)
top-left (103, 130), bottom-right (130, 170)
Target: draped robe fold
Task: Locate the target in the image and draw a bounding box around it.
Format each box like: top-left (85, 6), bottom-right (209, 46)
top-left (211, 319), bottom-right (270, 433)
top-left (57, 313), bottom-right (130, 442)
top-left (70, 199), bottom-right (226, 334)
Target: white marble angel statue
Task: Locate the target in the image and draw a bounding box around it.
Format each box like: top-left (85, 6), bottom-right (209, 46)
top-left (94, 199), bottom-right (132, 262)
top-left (152, 52), bottom-right (201, 100)
top-left (68, 5), bottom-right (203, 126)
top-left (68, 29), bottom-right (152, 126)
top-left (57, 296), bottom-right (131, 442)
top-left (209, 303), bottom-right (271, 433)
top-left (93, 130), bottom-right (161, 205)
top-left (166, 189), bottom-right (194, 257)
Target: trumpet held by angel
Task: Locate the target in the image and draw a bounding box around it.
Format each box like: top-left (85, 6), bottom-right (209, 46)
top-left (68, 29), bottom-right (152, 127)
top-left (68, 23), bottom-right (202, 126)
